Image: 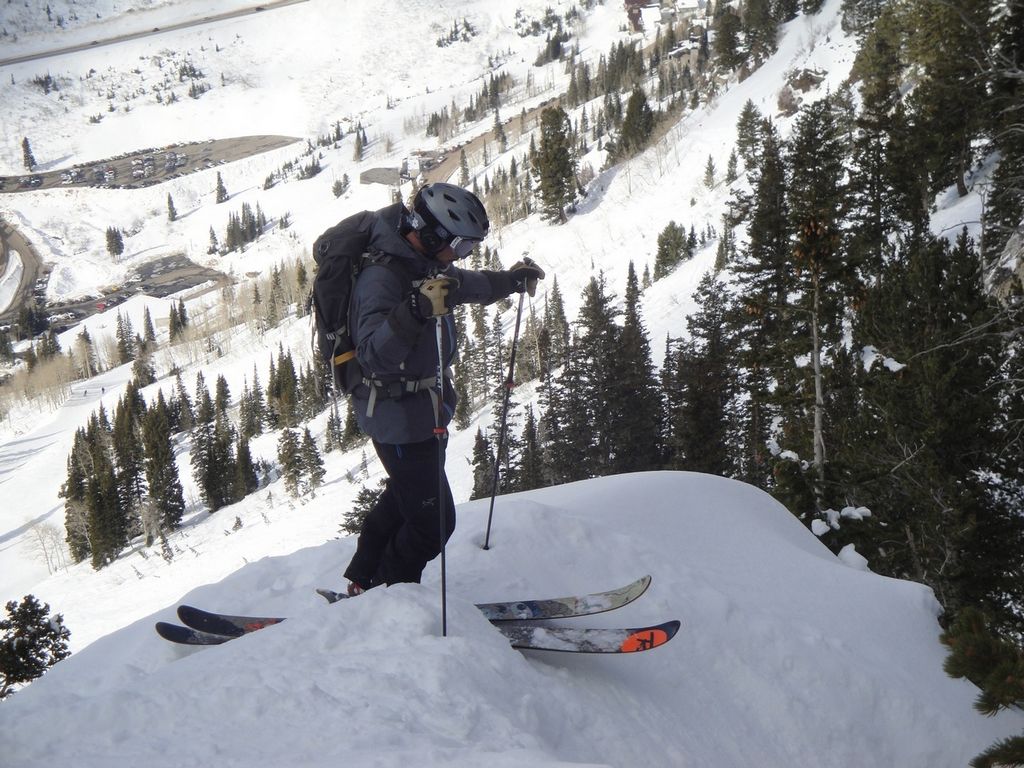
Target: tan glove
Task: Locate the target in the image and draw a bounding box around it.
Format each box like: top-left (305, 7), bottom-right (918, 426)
top-left (508, 258), bottom-right (545, 297)
top-left (415, 276), bottom-right (455, 318)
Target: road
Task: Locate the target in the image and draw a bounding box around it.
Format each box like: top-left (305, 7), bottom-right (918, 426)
top-left (0, 218), bottom-right (44, 326)
top-left (0, 0), bottom-right (310, 67)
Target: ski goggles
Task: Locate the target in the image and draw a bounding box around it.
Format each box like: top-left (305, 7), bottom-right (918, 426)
top-left (448, 235), bottom-right (480, 260)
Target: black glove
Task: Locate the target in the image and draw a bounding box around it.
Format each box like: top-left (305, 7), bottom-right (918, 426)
top-left (507, 258), bottom-right (545, 296)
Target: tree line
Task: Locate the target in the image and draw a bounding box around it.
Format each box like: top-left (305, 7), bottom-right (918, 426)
top-left (59, 339), bottom-right (338, 570)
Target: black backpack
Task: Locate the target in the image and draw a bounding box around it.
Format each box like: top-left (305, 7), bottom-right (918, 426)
top-left (309, 214), bottom-right (406, 395)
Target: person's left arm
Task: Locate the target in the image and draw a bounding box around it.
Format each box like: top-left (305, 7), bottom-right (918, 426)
top-left (443, 260), bottom-right (545, 306)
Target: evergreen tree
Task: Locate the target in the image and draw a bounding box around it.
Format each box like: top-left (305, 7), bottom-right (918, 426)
top-left (324, 402), bottom-right (344, 452)
top-left (608, 263), bottom-right (663, 474)
top-left (268, 347), bottom-right (300, 427)
top-left (60, 430), bottom-right (92, 563)
top-left (614, 86), bottom-right (655, 159)
top-left (277, 428), bottom-right (302, 498)
top-left (653, 221), bottom-right (688, 279)
top-left (172, 372), bottom-right (194, 433)
top-left (535, 105), bottom-right (576, 223)
top-left (193, 371), bottom-right (214, 426)
top-left (142, 307), bottom-right (157, 350)
top-left (470, 428), bottom-right (494, 501)
top-left (168, 303), bottom-right (182, 341)
top-left (727, 119), bottom-right (791, 487)
top-left (0, 595), bottom-right (70, 699)
top-left (114, 312), bottom-right (136, 365)
top-left (713, 7), bottom-right (745, 70)
top-left (735, 100), bottom-right (763, 169)
top-left (112, 393), bottom-right (146, 520)
top-left (668, 272), bottom-right (734, 475)
top-left (238, 381), bottom-right (260, 440)
top-left (847, 8), bottom-right (915, 274)
top-left (837, 231), bottom-right (1021, 622)
top-left (774, 97), bottom-right (851, 512)
top-left (941, 608), bottom-right (1024, 768)
top-left (234, 437), bottom-right (259, 499)
top-left (84, 412), bottom-right (123, 569)
top-left (189, 417), bottom-right (216, 508)
top-left (542, 277), bottom-right (571, 370)
top-left (210, 413), bottom-right (238, 508)
top-left (343, 480), bottom-right (385, 535)
top-left (703, 155), bottom-right (716, 188)
top-left (132, 352), bottom-right (156, 387)
top-left (564, 274), bottom-right (621, 476)
top-left (105, 227), bottom-right (124, 257)
top-left (905, 0), bottom-right (992, 198)
top-left (342, 402), bottom-right (361, 448)
top-left (725, 150), bottom-right (739, 184)
top-left (190, 373), bottom-right (237, 513)
top-left (177, 298), bottom-right (188, 331)
top-left (743, 0), bottom-right (779, 62)
top-left (21, 137), bottom-right (36, 171)
top-left (215, 171), bottom-right (229, 203)
top-left (300, 428), bottom-right (326, 493)
top-left (167, 193), bottom-right (177, 222)
top-left (214, 374), bottom-right (231, 416)
top-left (983, 0), bottom-right (1024, 265)
top-left (459, 148), bottom-right (470, 187)
top-left (142, 393), bottom-right (185, 533)
top-left (840, 0), bottom-right (885, 36)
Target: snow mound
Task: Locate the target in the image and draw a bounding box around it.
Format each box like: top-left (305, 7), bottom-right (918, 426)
top-left (2, 472), bottom-right (1019, 767)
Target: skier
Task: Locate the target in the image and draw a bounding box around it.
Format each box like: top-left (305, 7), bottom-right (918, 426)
top-left (338, 183), bottom-right (545, 595)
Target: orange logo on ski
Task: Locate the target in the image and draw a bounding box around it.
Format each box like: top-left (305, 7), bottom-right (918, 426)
top-left (243, 619), bottom-right (281, 632)
top-left (620, 628), bottom-right (668, 652)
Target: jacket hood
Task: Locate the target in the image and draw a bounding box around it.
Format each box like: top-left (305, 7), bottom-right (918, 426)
top-left (367, 203), bottom-right (437, 279)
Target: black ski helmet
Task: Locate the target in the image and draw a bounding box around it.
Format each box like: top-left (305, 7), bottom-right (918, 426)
top-left (411, 183), bottom-right (489, 257)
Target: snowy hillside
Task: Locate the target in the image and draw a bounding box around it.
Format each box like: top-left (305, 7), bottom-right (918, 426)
top-left (5, 472), bottom-right (1021, 767)
top-left (2, 0), bottom-right (1018, 764)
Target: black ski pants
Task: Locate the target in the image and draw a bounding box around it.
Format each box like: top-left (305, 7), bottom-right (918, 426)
top-left (343, 437), bottom-right (455, 588)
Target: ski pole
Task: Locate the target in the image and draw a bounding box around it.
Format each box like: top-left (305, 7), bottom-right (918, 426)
top-left (482, 282), bottom-right (526, 551)
top-left (434, 315), bottom-right (448, 637)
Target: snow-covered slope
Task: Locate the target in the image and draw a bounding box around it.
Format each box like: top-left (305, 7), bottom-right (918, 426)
top-left (3, 472), bottom-right (1020, 767)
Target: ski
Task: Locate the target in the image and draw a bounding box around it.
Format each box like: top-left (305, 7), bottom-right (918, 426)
top-left (155, 618), bottom-right (681, 654)
top-left (155, 621), bottom-right (230, 646)
top-left (479, 574), bottom-right (652, 622)
top-left (175, 575), bottom-right (652, 639)
top-left (176, 605), bottom-right (282, 638)
top-left (499, 620), bottom-right (681, 654)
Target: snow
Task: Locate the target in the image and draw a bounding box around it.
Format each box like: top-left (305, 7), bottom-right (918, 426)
top-left (861, 344), bottom-right (906, 373)
top-left (1, 0), bottom-right (1019, 765)
top-left (3, 472), bottom-right (1020, 767)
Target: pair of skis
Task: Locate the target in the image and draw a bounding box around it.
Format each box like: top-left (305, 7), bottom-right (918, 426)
top-left (155, 575), bottom-right (680, 654)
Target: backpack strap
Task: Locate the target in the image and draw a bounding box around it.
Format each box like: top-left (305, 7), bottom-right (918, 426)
top-left (363, 369), bottom-right (452, 418)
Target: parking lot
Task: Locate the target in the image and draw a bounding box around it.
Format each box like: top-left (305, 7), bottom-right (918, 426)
top-left (0, 135), bottom-right (299, 193)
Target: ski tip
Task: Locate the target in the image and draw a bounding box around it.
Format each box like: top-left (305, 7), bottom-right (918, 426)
top-left (619, 620), bottom-right (681, 653)
top-left (315, 587), bottom-right (349, 604)
top-left (155, 621), bottom-right (228, 646)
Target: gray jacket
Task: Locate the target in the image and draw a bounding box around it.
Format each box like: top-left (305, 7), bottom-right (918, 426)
top-left (349, 203), bottom-right (514, 444)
